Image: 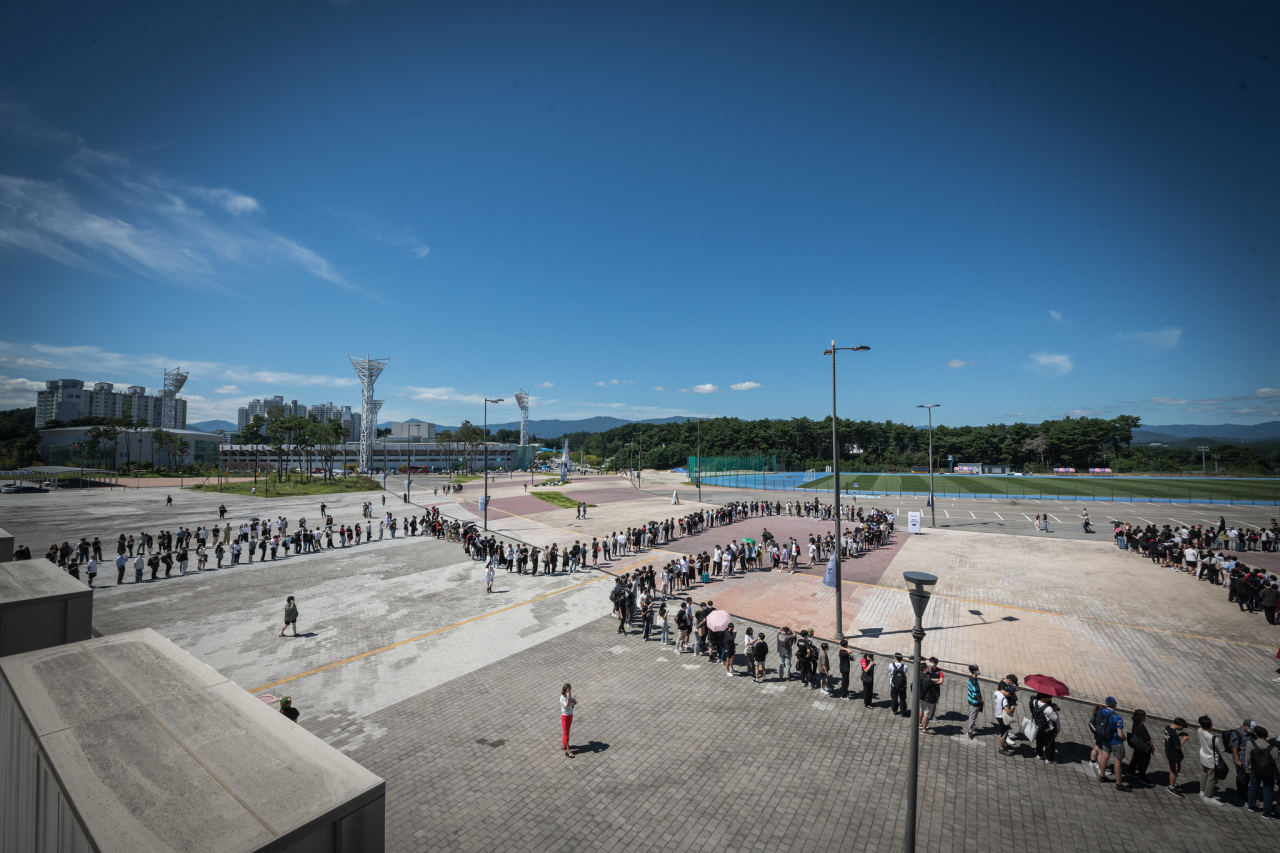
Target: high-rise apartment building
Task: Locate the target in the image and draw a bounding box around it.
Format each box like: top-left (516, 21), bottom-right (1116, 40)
top-left (35, 379), bottom-right (187, 429)
top-left (236, 399), bottom-right (360, 441)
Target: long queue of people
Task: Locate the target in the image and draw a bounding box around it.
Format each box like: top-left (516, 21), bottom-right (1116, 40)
top-left (1114, 517), bottom-right (1280, 625)
top-left (605, 573), bottom-right (1280, 821)
top-left (10, 497), bottom-right (479, 587)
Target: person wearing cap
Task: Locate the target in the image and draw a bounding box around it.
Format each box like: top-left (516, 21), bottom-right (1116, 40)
top-left (888, 652), bottom-right (909, 717)
top-left (965, 665), bottom-right (984, 739)
top-left (1094, 697), bottom-right (1127, 786)
top-left (1228, 720), bottom-right (1257, 801)
top-left (279, 696), bottom-right (299, 723)
top-left (992, 680), bottom-right (1015, 755)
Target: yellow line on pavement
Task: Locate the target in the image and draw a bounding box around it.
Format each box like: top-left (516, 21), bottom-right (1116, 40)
top-left (251, 574), bottom-right (607, 693)
top-left (250, 550), bottom-right (667, 694)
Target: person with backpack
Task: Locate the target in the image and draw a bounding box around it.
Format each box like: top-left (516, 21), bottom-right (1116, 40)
top-left (1228, 720), bottom-right (1257, 802)
top-left (888, 652), bottom-right (909, 717)
top-left (1092, 698), bottom-right (1127, 786)
top-left (1125, 709), bottom-right (1155, 786)
top-left (1244, 725), bottom-right (1278, 818)
top-left (1158, 717), bottom-right (1190, 797)
top-left (838, 639), bottom-right (853, 700)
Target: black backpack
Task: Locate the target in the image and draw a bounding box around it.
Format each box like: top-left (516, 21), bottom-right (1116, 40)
top-left (890, 664), bottom-right (906, 689)
top-left (1253, 741), bottom-right (1278, 780)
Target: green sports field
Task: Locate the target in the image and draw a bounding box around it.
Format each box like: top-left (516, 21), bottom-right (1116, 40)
top-left (801, 473), bottom-right (1280, 504)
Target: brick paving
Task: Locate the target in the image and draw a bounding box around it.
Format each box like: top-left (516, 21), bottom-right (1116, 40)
top-left (354, 613), bottom-right (1276, 853)
top-left (7, 483), bottom-right (1280, 851)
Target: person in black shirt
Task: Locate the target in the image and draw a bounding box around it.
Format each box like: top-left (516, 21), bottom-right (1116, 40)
top-left (1164, 717), bottom-right (1190, 796)
top-left (838, 640), bottom-right (853, 700)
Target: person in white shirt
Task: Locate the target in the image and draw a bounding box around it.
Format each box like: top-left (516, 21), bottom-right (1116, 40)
top-left (1184, 546), bottom-right (1198, 576)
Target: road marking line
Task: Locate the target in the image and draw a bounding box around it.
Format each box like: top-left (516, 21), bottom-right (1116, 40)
top-left (969, 511), bottom-right (976, 519)
top-left (250, 572), bottom-right (617, 693)
top-left (1048, 514), bottom-right (1063, 523)
top-left (994, 512), bottom-right (1003, 520)
top-left (944, 510), bottom-right (951, 518)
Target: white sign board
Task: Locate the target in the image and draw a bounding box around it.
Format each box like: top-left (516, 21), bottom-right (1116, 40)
top-left (478, 496), bottom-right (489, 511)
top-left (907, 511), bottom-right (922, 534)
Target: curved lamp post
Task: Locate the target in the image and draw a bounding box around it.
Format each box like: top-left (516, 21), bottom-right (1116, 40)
top-left (902, 570), bottom-right (938, 853)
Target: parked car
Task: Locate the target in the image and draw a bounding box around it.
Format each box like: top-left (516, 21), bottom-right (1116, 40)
top-left (1, 484), bottom-right (47, 494)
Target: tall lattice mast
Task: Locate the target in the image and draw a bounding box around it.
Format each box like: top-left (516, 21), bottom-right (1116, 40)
top-left (349, 354), bottom-right (389, 473)
top-left (161, 367), bottom-right (188, 428)
top-left (514, 389), bottom-right (530, 446)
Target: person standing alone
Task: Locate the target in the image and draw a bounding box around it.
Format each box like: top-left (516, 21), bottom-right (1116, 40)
top-left (560, 684), bottom-right (577, 758)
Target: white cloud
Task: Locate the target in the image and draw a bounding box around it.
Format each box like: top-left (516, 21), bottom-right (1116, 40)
top-left (215, 385), bottom-right (241, 394)
top-left (403, 386), bottom-right (489, 406)
top-left (222, 369), bottom-right (356, 388)
top-left (1063, 408), bottom-right (1104, 417)
top-left (1256, 388), bottom-right (1280, 398)
top-left (0, 375), bottom-right (45, 408)
top-left (653, 386), bottom-right (664, 392)
top-left (947, 359), bottom-right (975, 369)
top-left (677, 388), bottom-right (690, 393)
top-left (0, 108), bottom-right (355, 293)
top-left (1048, 310), bottom-right (1064, 323)
top-left (595, 379), bottom-right (632, 386)
top-left (692, 384), bottom-right (718, 394)
top-left (1147, 397), bottom-right (1187, 405)
top-left (535, 382), bottom-right (555, 388)
top-left (730, 381), bottom-right (762, 391)
top-left (1113, 327), bottom-right (1182, 352)
top-left (1028, 353), bottom-right (1073, 376)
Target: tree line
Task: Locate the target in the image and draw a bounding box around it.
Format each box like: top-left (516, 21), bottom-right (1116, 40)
top-left (541, 414), bottom-right (1280, 475)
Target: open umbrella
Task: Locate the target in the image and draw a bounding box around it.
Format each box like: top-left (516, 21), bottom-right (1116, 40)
top-left (706, 609), bottom-right (732, 632)
top-left (742, 537), bottom-right (756, 545)
top-left (1023, 674), bottom-right (1069, 697)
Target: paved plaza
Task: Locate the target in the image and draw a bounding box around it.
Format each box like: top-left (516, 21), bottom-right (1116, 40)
top-left (2, 474), bottom-right (1279, 851)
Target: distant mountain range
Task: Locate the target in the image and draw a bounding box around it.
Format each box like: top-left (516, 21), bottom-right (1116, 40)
top-left (189, 419), bottom-right (237, 433)
top-left (1132, 421), bottom-right (1280, 446)
top-left (378, 415), bottom-right (692, 437)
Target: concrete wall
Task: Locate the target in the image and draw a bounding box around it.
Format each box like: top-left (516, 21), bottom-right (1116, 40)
top-left (0, 676), bottom-right (93, 853)
top-left (0, 528), bottom-right (12, 564)
top-left (0, 630), bottom-right (385, 853)
top-left (0, 561), bottom-right (93, 658)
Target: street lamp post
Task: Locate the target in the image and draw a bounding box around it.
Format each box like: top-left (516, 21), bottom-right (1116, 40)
top-left (823, 341), bottom-right (870, 642)
top-left (483, 397), bottom-right (504, 530)
top-left (902, 570), bottom-right (939, 853)
top-left (1197, 445), bottom-right (1209, 473)
top-left (916, 405), bottom-right (940, 528)
top-left (696, 417), bottom-right (702, 503)
top-left (1212, 453), bottom-right (1220, 474)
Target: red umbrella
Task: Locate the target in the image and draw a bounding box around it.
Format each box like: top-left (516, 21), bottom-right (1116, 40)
top-left (1023, 674), bottom-right (1069, 697)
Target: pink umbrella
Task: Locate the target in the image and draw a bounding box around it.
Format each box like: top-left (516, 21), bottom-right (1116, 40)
top-left (706, 609), bottom-right (732, 632)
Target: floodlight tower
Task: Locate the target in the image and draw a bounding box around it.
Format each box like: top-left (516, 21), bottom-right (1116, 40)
top-left (161, 367), bottom-right (189, 429)
top-left (514, 389), bottom-right (530, 446)
top-left (349, 354), bottom-right (390, 475)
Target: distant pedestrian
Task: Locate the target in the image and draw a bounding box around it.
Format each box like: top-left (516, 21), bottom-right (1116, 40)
top-left (560, 684), bottom-right (577, 758)
top-left (85, 557), bottom-right (97, 587)
top-left (166, 495), bottom-right (172, 506)
top-left (838, 639), bottom-right (853, 699)
top-left (279, 596), bottom-right (299, 637)
top-left (485, 563), bottom-right (495, 593)
top-left (279, 696), bottom-right (300, 723)
top-left (1126, 709), bottom-right (1154, 785)
top-left (115, 553), bottom-right (127, 585)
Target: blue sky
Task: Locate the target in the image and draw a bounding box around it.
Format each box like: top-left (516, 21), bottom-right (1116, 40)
top-left (1, 1), bottom-right (1277, 428)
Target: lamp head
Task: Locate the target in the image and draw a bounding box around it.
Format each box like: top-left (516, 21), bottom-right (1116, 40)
top-left (903, 571), bottom-right (939, 618)
top-left (852, 345), bottom-right (870, 351)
